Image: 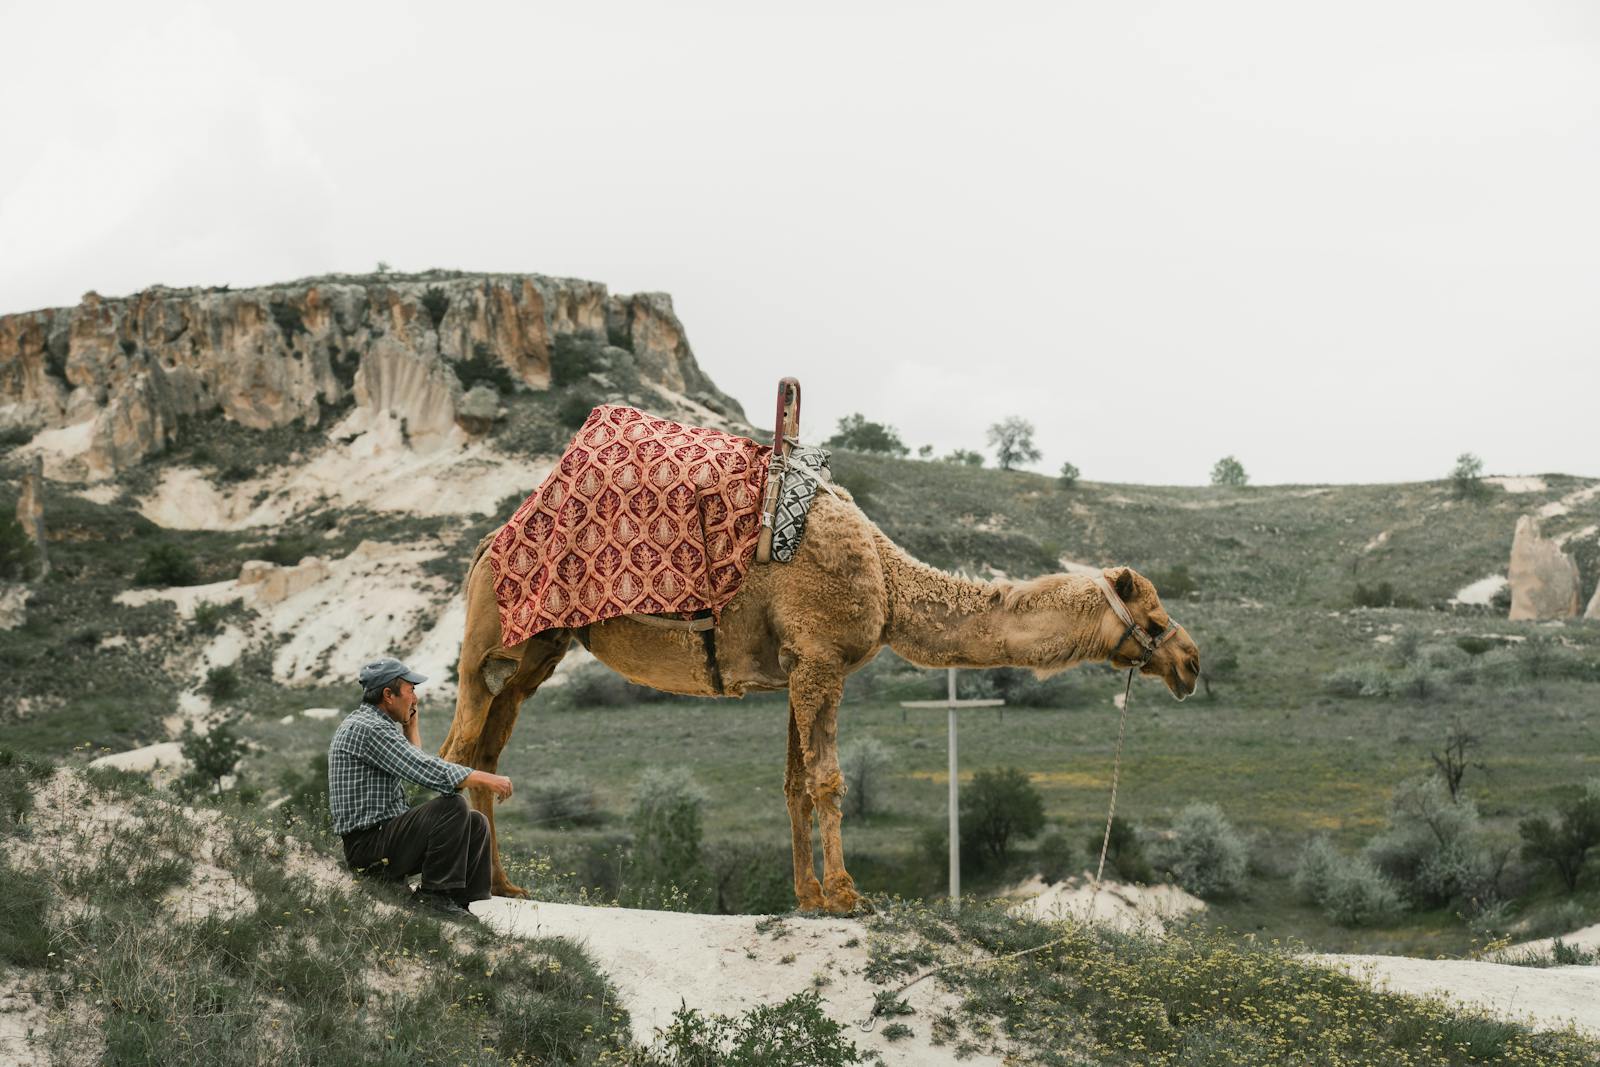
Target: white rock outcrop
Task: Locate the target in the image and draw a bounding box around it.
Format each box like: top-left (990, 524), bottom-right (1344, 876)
top-left (1507, 515), bottom-right (1581, 620)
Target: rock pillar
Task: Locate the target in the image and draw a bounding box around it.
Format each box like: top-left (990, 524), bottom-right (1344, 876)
top-left (1507, 515), bottom-right (1580, 620)
top-left (16, 453), bottom-right (48, 578)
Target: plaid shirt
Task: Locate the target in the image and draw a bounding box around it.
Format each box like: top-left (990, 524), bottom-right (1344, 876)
top-left (327, 704), bottom-right (472, 836)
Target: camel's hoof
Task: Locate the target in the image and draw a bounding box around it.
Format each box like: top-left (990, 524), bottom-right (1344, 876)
top-left (823, 890), bottom-right (868, 916)
top-left (794, 892), bottom-right (825, 913)
top-left (492, 881), bottom-right (529, 899)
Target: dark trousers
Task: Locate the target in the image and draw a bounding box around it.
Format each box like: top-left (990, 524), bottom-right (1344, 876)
top-left (342, 793), bottom-right (492, 902)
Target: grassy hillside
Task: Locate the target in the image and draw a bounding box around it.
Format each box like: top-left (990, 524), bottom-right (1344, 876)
top-left (4, 416), bottom-right (1600, 964)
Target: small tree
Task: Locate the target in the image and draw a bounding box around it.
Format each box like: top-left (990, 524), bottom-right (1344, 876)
top-left (1450, 452), bottom-right (1489, 502)
top-left (178, 719), bottom-right (247, 797)
top-left (960, 766), bottom-right (1045, 865)
top-left (1430, 722), bottom-right (1484, 801)
top-left (986, 417), bottom-right (1042, 471)
top-left (1210, 456), bottom-right (1248, 488)
top-left (839, 738), bottom-right (892, 818)
top-left (941, 449), bottom-right (984, 467)
top-left (825, 414), bottom-right (910, 457)
top-left (1519, 781), bottom-right (1600, 892)
top-left (916, 444), bottom-right (934, 459)
top-left (1057, 461), bottom-right (1080, 488)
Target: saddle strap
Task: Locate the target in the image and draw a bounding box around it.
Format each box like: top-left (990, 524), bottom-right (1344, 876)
top-left (623, 612), bottom-right (716, 632)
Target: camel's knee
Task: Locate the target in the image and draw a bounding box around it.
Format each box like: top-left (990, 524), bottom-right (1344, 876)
top-left (808, 769), bottom-right (846, 814)
top-left (481, 654), bottom-right (521, 697)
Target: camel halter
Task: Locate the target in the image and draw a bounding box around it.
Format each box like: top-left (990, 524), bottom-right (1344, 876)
top-left (1092, 574), bottom-right (1181, 669)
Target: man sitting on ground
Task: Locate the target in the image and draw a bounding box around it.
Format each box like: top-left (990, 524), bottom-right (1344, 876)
top-left (328, 657), bottom-right (513, 918)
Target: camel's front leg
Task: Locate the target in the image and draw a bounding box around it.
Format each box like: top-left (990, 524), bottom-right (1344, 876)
top-left (442, 628), bottom-right (571, 898)
top-left (790, 662), bottom-right (861, 914)
top-left (784, 706), bottom-right (823, 911)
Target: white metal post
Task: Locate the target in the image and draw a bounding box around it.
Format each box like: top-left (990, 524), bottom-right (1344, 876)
top-left (947, 667), bottom-right (960, 908)
top-left (899, 671), bottom-right (1002, 912)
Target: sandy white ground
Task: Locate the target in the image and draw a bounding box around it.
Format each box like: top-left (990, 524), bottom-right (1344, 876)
top-left (475, 897), bottom-right (991, 1066)
top-left (134, 411), bottom-right (543, 531)
top-left (1008, 875), bottom-right (1204, 934)
top-left (1309, 954), bottom-right (1600, 1037)
top-left (1450, 574), bottom-right (1508, 606)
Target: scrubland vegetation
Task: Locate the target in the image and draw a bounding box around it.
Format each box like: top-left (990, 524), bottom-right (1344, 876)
top-left (5, 401), bottom-right (1600, 1063)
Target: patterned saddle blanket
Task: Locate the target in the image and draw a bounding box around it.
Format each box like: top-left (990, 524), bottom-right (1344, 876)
top-left (491, 405), bottom-right (777, 645)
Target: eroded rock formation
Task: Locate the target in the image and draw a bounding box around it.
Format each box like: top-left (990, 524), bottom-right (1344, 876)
top-left (1507, 515), bottom-right (1581, 620)
top-left (15, 454), bottom-right (47, 577)
top-left (0, 272), bottom-right (742, 477)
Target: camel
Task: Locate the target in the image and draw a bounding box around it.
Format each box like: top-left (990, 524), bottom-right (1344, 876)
top-left (439, 488), bottom-right (1200, 914)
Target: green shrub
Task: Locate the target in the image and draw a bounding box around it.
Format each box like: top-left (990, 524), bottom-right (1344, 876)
top-left (839, 738), bottom-right (892, 818)
top-left (256, 535), bottom-right (318, 566)
top-left (629, 767), bottom-right (705, 888)
top-left (420, 286), bottom-right (449, 330)
top-left (1057, 461), bottom-right (1080, 488)
top-left (641, 991), bottom-right (865, 1066)
top-left (1352, 581), bottom-right (1420, 608)
top-left (134, 542), bottom-right (199, 586)
top-left (960, 766), bottom-right (1045, 866)
top-left (0, 515), bottom-right (37, 580)
top-left (1293, 836), bottom-right (1404, 926)
top-left (1519, 779), bottom-right (1600, 892)
top-left (191, 598), bottom-right (245, 636)
top-left (456, 341), bottom-right (517, 394)
top-left (1365, 776), bottom-right (1494, 907)
top-left (1155, 802), bottom-right (1250, 900)
top-left (528, 772), bottom-right (603, 827)
top-left (1035, 828), bottom-right (1077, 883)
top-left (942, 449), bottom-right (984, 467)
top-left (179, 719), bottom-right (247, 796)
top-left (0, 855), bottom-right (54, 966)
top-left (1323, 663), bottom-right (1394, 698)
top-left (551, 335), bottom-right (607, 388)
top-left (0, 748), bottom-right (52, 834)
top-left (202, 665), bottom-right (241, 702)
top-left (1088, 815), bottom-right (1153, 883)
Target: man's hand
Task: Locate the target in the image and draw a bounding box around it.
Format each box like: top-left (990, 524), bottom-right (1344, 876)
top-left (464, 770), bottom-right (514, 801)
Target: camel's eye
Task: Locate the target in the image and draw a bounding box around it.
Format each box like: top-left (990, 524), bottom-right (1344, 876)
top-left (1146, 621), bottom-right (1166, 638)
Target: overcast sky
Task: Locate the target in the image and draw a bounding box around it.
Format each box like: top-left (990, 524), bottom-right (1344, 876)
top-left (2, 1), bottom-right (1597, 485)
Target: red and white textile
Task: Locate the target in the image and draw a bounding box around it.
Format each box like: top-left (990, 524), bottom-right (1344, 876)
top-left (490, 405), bottom-right (770, 644)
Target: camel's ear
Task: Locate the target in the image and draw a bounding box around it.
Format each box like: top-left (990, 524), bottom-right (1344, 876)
top-left (1111, 567), bottom-right (1136, 602)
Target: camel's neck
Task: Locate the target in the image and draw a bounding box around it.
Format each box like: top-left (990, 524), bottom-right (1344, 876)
top-left (872, 530), bottom-right (1108, 672)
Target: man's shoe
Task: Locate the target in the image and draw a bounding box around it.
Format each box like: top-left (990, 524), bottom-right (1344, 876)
top-left (412, 889), bottom-right (478, 922)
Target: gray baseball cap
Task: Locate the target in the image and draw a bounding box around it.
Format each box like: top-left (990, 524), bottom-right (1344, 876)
top-left (358, 657), bottom-right (428, 691)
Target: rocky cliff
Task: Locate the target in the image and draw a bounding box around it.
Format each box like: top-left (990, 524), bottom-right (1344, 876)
top-left (0, 271), bottom-right (743, 478)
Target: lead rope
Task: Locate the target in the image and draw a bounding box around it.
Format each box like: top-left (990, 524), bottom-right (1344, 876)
top-left (857, 668), bottom-right (1135, 1032)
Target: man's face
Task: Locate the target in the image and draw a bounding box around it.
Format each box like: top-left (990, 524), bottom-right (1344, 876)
top-left (380, 679), bottom-right (418, 720)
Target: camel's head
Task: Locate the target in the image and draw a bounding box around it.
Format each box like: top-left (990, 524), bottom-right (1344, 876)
top-left (1097, 566), bottom-right (1200, 700)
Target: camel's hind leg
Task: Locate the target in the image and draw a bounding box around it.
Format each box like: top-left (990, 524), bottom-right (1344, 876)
top-left (441, 628), bottom-right (571, 897)
top-left (788, 660), bottom-right (861, 914)
top-left (784, 706), bottom-right (824, 911)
